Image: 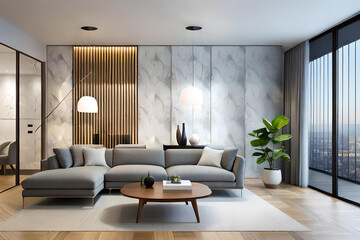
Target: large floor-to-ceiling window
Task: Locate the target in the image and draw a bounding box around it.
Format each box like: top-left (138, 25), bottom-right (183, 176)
top-left (309, 14), bottom-right (360, 205)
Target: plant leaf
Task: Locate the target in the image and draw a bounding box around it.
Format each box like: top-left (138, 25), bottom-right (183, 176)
top-left (263, 118), bottom-right (277, 134)
top-left (273, 146), bottom-right (285, 153)
top-left (252, 152), bottom-right (264, 156)
top-left (248, 133), bottom-right (256, 137)
top-left (250, 138), bottom-right (271, 147)
top-left (256, 156), bottom-right (267, 164)
top-left (271, 115), bottom-right (289, 130)
top-left (274, 134), bottom-right (292, 142)
top-left (253, 127), bottom-right (267, 134)
top-left (264, 147), bottom-right (273, 153)
top-left (272, 151), bottom-right (283, 160)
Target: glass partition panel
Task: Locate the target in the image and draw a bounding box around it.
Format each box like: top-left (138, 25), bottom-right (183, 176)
top-left (309, 32), bottom-right (333, 194)
top-left (0, 44), bottom-right (16, 192)
top-left (337, 19), bottom-right (360, 204)
top-left (19, 54), bottom-right (41, 175)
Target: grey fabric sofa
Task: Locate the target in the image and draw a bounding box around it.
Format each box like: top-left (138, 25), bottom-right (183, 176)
top-left (22, 147), bottom-right (245, 207)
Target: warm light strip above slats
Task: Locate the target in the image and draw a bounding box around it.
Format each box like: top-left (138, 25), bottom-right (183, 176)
top-left (73, 46), bottom-right (138, 148)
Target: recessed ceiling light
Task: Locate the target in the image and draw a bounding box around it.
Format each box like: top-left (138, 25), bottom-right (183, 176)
top-left (81, 26), bottom-right (98, 31)
top-left (186, 26), bottom-right (202, 31)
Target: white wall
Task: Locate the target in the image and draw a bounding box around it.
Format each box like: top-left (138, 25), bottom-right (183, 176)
top-left (0, 18), bottom-right (46, 61)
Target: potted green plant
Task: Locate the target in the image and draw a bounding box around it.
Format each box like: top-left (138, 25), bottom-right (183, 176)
top-left (248, 115), bottom-right (292, 188)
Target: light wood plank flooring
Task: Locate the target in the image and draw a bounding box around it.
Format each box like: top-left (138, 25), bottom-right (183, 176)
top-left (0, 178), bottom-right (359, 240)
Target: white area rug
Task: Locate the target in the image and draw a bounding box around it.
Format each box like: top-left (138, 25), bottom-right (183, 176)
top-left (0, 189), bottom-right (308, 231)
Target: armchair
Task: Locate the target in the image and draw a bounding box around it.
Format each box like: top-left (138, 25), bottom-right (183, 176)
top-left (0, 141), bottom-right (16, 176)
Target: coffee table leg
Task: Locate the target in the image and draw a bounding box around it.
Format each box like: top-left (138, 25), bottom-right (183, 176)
top-left (136, 199), bottom-right (145, 223)
top-left (190, 199), bottom-right (200, 223)
top-left (185, 201), bottom-right (188, 205)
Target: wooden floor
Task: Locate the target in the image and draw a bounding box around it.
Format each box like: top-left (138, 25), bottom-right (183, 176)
top-left (0, 174), bottom-right (16, 193)
top-left (0, 178), bottom-right (359, 240)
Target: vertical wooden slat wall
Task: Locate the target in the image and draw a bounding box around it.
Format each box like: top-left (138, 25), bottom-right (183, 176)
top-left (73, 46), bottom-right (138, 148)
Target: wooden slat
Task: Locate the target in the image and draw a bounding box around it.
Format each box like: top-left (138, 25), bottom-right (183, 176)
top-left (72, 46), bottom-right (138, 148)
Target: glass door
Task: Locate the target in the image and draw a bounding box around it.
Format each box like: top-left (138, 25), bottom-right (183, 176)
top-left (0, 44), bottom-right (16, 192)
top-left (337, 19), bottom-right (360, 204)
top-left (309, 15), bottom-right (360, 205)
top-left (308, 33), bottom-right (333, 194)
top-left (19, 53), bottom-right (42, 179)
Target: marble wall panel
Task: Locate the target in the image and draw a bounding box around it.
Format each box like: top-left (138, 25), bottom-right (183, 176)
top-left (46, 46), bottom-right (73, 156)
top-left (138, 46), bottom-right (171, 149)
top-left (171, 47), bottom-right (194, 144)
top-left (245, 46), bottom-right (283, 177)
top-left (0, 120), bottom-right (15, 143)
top-left (0, 75), bottom-right (16, 119)
top-left (0, 74), bottom-right (16, 145)
top-left (171, 46), bottom-right (211, 145)
top-left (193, 47), bottom-right (211, 145)
top-left (211, 46), bottom-right (246, 155)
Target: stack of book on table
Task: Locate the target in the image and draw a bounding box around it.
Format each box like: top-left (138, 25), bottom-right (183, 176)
top-left (162, 180), bottom-right (192, 190)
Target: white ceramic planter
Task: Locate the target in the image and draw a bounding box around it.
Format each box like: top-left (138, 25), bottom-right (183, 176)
top-left (262, 168), bottom-right (282, 188)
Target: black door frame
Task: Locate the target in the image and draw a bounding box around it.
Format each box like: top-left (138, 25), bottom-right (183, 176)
top-left (0, 42), bottom-right (45, 189)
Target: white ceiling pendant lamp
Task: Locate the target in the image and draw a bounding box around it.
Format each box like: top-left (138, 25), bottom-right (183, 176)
top-left (180, 86), bottom-right (203, 105)
top-left (179, 25), bottom-right (203, 146)
top-left (77, 96), bottom-right (98, 113)
top-left (77, 26), bottom-right (99, 113)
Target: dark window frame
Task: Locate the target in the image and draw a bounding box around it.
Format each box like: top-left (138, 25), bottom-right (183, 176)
top-left (309, 13), bottom-right (360, 206)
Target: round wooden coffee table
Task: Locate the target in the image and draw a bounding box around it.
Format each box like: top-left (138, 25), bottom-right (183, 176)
top-left (121, 182), bottom-right (212, 223)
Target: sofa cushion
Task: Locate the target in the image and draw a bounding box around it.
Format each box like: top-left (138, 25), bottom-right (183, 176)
top-left (105, 165), bottom-right (168, 182)
top-left (209, 146), bottom-right (238, 171)
top-left (113, 149), bottom-right (165, 167)
top-left (197, 147), bottom-right (224, 168)
top-left (70, 145), bottom-right (111, 167)
top-left (21, 166), bottom-right (109, 189)
top-left (165, 149), bottom-right (203, 168)
top-left (166, 165), bottom-right (235, 182)
top-left (83, 147), bottom-right (107, 166)
top-left (53, 148), bottom-right (73, 168)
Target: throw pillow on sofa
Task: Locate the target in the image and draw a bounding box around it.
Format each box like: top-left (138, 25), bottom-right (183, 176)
top-left (70, 144), bottom-right (104, 167)
top-left (83, 147), bottom-right (107, 166)
top-left (53, 148), bottom-right (73, 168)
top-left (197, 147), bottom-right (224, 168)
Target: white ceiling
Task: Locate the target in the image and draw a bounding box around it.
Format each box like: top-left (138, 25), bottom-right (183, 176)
top-left (0, 0), bottom-right (359, 50)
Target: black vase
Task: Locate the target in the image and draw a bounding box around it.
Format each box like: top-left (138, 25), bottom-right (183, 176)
top-left (180, 123), bottom-right (187, 146)
top-left (176, 125), bottom-right (182, 146)
top-left (144, 171), bottom-right (155, 188)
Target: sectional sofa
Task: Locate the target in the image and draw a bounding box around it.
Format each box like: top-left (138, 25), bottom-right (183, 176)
top-left (21, 146), bottom-right (246, 207)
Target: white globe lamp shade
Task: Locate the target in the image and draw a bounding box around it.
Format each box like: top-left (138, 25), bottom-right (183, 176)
top-left (180, 86), bottom-right (203, 105)
top-left (77, 96), bottom-right (98, 113)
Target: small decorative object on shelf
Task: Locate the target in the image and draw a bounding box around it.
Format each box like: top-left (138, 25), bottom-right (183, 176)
top-left (189, 133), bottom-right (200, 146)
top-left (180, 123), bottom-right (187, 146)
top-left (143, 171), bottom-right (155, 188)
top-left (176, 125), bottom-right (182, 146)
top-left (171, 175), bottom-right (181, 183)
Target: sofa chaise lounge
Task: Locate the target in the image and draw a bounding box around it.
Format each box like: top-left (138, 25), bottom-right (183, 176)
top-left (21, 147), bottom-right (245, 207)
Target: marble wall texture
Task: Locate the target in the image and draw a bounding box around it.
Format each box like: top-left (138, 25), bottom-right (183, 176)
top-left (138, 46), bottom-right (172, 148)
top-left (46, 46), bottom-right (73, 157)
top-left (244, 47), bottom-right (283, 177)
top-left (0, 74), bottom-right (16, 144)
top-left (138, 46), bottom-right (283, 178)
